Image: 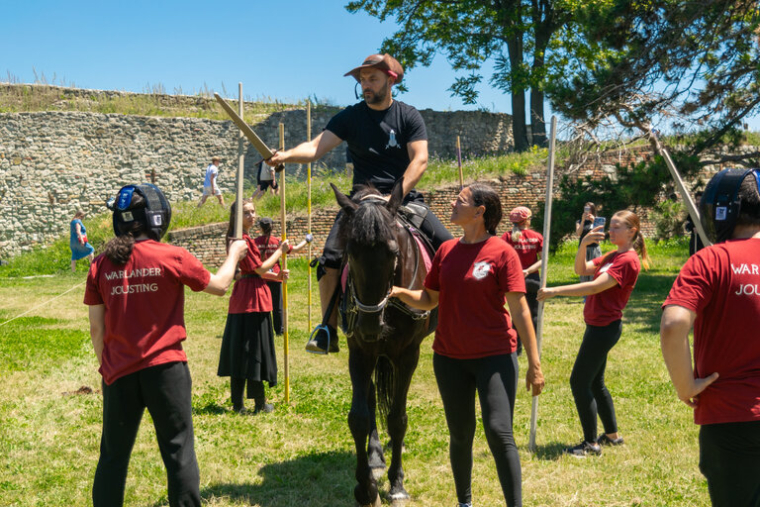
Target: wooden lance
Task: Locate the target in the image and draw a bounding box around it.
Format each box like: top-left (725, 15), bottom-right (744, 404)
top-left (279, 122), bottom-right (290, 404)
top-left (235, 83), bottom-right (244, 238)
top-left (529, 116), bottom-right (557, 452)
top-left (456, 135), bottom-right (464, 189)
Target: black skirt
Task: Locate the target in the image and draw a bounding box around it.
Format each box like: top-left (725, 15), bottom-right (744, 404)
top-left (218, 311), bottom-right (278, 387)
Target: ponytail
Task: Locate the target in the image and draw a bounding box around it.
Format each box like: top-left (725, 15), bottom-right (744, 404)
top-left (103, 232), bottom-right (136, 265)
top-left (511, 225), bottom-right (522, 243)
top-left (633, 230), bottom-right (650, 270)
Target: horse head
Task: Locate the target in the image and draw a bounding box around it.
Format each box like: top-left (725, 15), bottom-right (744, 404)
top-left (331, 178), bottom-right (404, 339)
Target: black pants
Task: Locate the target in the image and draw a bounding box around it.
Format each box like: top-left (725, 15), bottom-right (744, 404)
top-left (266, 280), bottom-right (283, 335)
top-left (570, 320), bottom-right (622, 443)
top-left (93, 362), bottom-right (201, 507)
top-left (434, 353), bottom-right (522, 507)
top-left (321, 193), bottom-right (453, 269)
top-left (514, 274), bottom-right (540, 355)
top-left (700, 420), bottom-right (760, 507)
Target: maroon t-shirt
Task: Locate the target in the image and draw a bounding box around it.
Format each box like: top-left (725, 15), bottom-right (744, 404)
top-left (84, 240), bottom-right (210, 385)
top-left (228, 234), bottom-right (273, 314)
top-left (663, 238), bottom-right (760, 425)
top-left (501, 229), bottom-right (543, 269)
top-left (424, 236), bottom-right (526, 359)
top-left (583, 250), bottom-right (641, 326)
top-left (253, 234), bottom-right (293, 280)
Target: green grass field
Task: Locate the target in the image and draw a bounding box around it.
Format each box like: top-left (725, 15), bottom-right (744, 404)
top-left (0, 237), bottom-right (709, 506)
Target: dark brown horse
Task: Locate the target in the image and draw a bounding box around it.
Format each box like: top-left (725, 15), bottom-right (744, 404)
top-left (331, 179), bottom-right (436, 507)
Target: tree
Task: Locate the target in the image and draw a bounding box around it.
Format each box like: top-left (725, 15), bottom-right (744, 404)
top-left (547, 0), bottom-right (760, 165)
top-left (346, 0), bottom-right (574, 152)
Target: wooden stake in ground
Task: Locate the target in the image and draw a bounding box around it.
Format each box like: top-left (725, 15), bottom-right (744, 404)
top-left (307, 99), bottom-right (313, 331)
top-left (649, 132), bottom-right (712, 247)
top-left (235, 83), bottom-right (244, 238)
top-left (279, 122), bottom-right (290, 404)
top-left (529, 116), bottom-right (557, 453)
top-left (456, 135), bottom-right (463, 189)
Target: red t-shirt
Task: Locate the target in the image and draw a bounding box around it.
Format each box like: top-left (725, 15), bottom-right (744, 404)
top-left (253, 234), bottom-right (293, 281)
top-left (424, 236), bottom-right (526, 359)
top-left (83, 240), bottom-right (210, 385)
top-left (583, 250), bottom-right (641, 326)
top-left (228, 234), bottom-right (273, 314)
top-left (663, 238), bottom-right (760, 425)
top-left (501, 229), bottom-right (543, 269)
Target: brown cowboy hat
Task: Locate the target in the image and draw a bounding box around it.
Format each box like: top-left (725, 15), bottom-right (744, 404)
top-left (344, 53), bottom-right (404, 84)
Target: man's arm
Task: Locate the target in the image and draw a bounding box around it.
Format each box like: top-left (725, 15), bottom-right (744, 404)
top-left (660, 304), bottom-right (719, 408)
top-left (402, 139), bottom-right (428, 197)
top-left (266, 131), bottom-right (343, 166)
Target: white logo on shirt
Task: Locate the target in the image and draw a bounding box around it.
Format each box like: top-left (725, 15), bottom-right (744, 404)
top-left (472, 261), bottom-right (491, 280)
top-left (386, 129), bottom-right (400, 149)
top-left (599, 263), bottom-right (613, 274)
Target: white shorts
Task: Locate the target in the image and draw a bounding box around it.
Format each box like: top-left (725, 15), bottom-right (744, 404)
top-left (203, 185), bottom-right (222, 196)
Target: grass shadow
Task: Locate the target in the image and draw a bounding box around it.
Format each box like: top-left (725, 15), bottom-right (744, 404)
top-left (193, 402), bottom-right (228, 416)
top-left (197, 450), bottom-right (358, 507)
top-left (531, 441), bottom-right (572, 461)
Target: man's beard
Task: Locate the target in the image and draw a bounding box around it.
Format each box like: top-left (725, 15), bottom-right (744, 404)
top-left (364, 82), bottom-right (389, 105)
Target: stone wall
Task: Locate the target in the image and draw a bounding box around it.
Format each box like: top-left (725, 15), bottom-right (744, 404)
top-left (0, 91), bottom-right (515, 257)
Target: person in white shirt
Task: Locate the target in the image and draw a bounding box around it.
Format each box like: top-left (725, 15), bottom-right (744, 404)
top-left (197, 156), bottom-right (225, 207)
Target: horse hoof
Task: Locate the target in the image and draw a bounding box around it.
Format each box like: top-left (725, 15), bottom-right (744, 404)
top-left (390, 490), bottom-right (410, 502)
top-left (358, 496), bottom-right (382, 507)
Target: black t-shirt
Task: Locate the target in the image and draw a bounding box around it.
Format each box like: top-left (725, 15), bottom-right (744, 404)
top-left (325, 100), bottom-right (427, 194)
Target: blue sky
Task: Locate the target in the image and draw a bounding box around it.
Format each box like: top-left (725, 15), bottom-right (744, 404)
top-left (2, 0), bottom-right (758, 132)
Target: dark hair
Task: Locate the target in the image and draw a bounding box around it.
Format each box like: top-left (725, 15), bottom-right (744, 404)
top-left (226, 199), bottom-right (254, 249)
top-left (468, 183), bottom-right (502, 235)
top-left (103, 192), bottom-right (147, 265)
top-left (259, 218), bottom-right (273, 236)
top-left (737, 172), bottom-right (760, 227)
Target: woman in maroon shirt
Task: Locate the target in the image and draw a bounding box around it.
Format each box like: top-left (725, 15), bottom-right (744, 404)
top-left (392, 183), bottom-right (544, 507)
top-left (218, 200), bottom-right (289, 414)
top-left (538, 210), bottom-right (650, 456)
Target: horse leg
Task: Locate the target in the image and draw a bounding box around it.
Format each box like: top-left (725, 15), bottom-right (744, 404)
top-left (387, 346), bottom-right (421, 503)
top-left (367, 378), bottom-right (386, 475)
top-left (348, 347), bottom-right (381, 507)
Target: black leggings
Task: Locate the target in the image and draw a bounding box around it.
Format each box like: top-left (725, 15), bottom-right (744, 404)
top-left (434, 353), bottom-right (522, 507)
top-left (570, 320), bottom-right (622, 443)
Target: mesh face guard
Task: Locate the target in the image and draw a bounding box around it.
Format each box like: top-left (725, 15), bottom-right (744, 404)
top-left (107, 183), bottom-right (172, 240)
top-left (699, 168), bottom-right (760, 243)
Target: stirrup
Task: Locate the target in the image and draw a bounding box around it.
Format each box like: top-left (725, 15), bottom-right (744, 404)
top-left (306, 324), bottom-right (330, 355)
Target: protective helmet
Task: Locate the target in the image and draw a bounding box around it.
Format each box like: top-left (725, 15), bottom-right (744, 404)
top-left (107, 183), bottom-right (172, 240)
top-left (344, 53), bottom-right (404, 84)
top-left (699, 168), bottom-right (760, 243)
top-left (509, 206), bottom-right (532, 223)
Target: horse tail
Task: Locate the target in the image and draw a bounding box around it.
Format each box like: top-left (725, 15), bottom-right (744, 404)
top-left (374, 355), bottom-right (395, 429)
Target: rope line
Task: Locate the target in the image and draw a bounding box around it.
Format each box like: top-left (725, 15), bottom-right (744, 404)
top-left (0, 281), bottom-right (85, 327)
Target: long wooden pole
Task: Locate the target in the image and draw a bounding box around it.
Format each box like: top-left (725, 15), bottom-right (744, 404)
top-left (279, 122), bottom-right (290, 404)
top-left (307, 100), bottom-right (313, 331)
top-left (456, 135), bottom-right (464, 189)
top-left (235, 83), bottom-right (244, 238)
top-left (529, 115), bottom-right (557, 452)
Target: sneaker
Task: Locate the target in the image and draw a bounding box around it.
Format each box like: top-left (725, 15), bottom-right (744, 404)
top-left (564, 441), bottom-right (602, 457)
top-left (305, 325), bottom-right (339, 354)
top-left (456, 503), bottom-right (472, 507)
top-left (597, 434), bottom-right (624, 446)
top-left (253, 402), bottom-right (274, 414)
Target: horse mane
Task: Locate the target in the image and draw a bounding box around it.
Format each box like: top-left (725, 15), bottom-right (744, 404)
top-left (338, 185), bottom-right (397, 249)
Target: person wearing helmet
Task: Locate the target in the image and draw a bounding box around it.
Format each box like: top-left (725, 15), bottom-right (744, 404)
top-left (501, 206), bottom-right (543, 356)
top-left (661, 169), bottom-right (760, 507)
top-left (266, 53), bottom-right (453, 354)
top-left (84, 183), bottom-right (247, 507)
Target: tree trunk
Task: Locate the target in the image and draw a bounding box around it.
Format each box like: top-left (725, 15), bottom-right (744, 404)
top-left (507, 32), bottom-right (529, 152)
top-left (530, 88), bottom-right (547, 148)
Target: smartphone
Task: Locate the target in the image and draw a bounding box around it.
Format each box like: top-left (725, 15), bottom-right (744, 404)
top-left (593, 217), bottom-right (606, 229)
top-left (584, 205), bottom-right (591, 213)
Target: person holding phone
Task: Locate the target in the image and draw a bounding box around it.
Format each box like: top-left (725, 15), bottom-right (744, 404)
top-left (539, 210), bottom-right (650, 456)
top-left (575, 203), bottom-right (602, 282)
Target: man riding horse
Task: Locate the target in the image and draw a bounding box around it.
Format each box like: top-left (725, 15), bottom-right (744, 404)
top-left (266, 53), bottom-right (453, 353)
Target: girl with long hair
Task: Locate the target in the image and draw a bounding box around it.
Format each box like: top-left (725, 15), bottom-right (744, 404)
top-left (539, 210), bottom-right (650, 456)
top-left (218, 199), bottom-right (289, 414)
